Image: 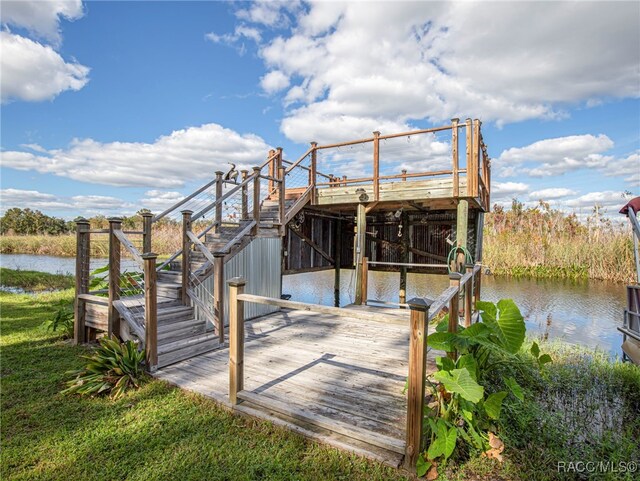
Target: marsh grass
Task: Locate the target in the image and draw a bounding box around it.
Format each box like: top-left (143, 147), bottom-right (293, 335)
top-left (483, 201), bottom-right (635, 283)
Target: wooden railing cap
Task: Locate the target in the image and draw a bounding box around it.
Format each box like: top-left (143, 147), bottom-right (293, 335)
top-left (407, 297), bottom-right (433, 310)
top-left (142, 252), bottom-right (158, 259)
top-left (107, 216), bottom-right (123, 223)
top-left (181, 209), bottom-right (194, 215)
top-left (451, 117), bottom-right (460, 123)
top-left (227, 277), bottom-right (247, 287)
top-left (215, 171), bottom-right (224, 176)
top-left (140, 211), bottom-right (153, 217)
top-left (449, 272), bottom-right (463, 280)
top-left (373, 131), bottom-right (380, 136)
top-left (74, 217), bottom-right (90, 224)
top-left (213, 251), bottom-right (225, 258)
top-left (252, 166), bottom-right (261, 171)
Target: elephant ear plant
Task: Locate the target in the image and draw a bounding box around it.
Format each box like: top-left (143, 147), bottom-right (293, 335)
top-left (416, 299), bottom-right (551, 478)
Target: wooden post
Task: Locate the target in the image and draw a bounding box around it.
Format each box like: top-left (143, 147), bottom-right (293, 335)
top-left (401, 169), bottom-right (407, 182)
top-left (278, 166), bottom-right (286, 236)
top-left (108, 217), bottom-right (122, 338)
top-left (456, 201), bottom-right (469, 272)
top-left (354, 203), bottom-right (366, 305)
top-left (215, 171), bottom-right (223, 227)
top-left (399, 211), bottom-right (409, 305)
top-left (241, 170), bottom-right (249, 220)
top-left (252, 166), bottom-right (261, 234)
top-left (143, 252), bottom-right (158, 371)
top-left (361, 257), bottom-right (368, 305)
top-left (310, 142), bottom-right (318, 204)
top-left (474, 262), bottom-right (482, 312)
top-left (448, 272), bottom-right (462, 360)
top-left (181, 210), bottom-right (192, 305)
top-left (214, 252), bottom-right (225, 343)
top-left (268, 149), bottom-right (276, 194)
top-left (342, 175), bottom-right (347, 187)
top-left (471, 120), bottom-right (480, 197)
top-left (372, 131), bottom-right (380, 201)
top-left (405, 297), bottom-right (431, 470)
top-left (334, 216), bottom-right (342, 307)
top-left (465, 118), bottom-right (473, 196)
top-left (74, 217), bottom-right (90, 344)
top-left (465, 264), bottom-right (473, 327)
top-left (475, 211), bottom-right (485, 263)
top-left (451, 118), bottom-right (459, 198)
top-left (228, 277), bottom-right (246, 405)
top-left (141, 212), bottom-right (153, 254)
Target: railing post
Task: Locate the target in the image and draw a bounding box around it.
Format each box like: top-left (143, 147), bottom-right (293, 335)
top-left (143, 252), bottom-right (158, 371)
top-left (342, 175), bottom-right (347, 187)
top-left (400, 211), bottom-right (409, 306)
top-left (74, 217), bottom-right (90, 344)
top-left (471, 119), bottom-right (480, 197)
top-left (252, 166), bottom-right (261, 235)
top-left (228, 277), bottom-right (246, 405)
top-left (465, 264), bottom-right (473, 327)
top-left (141, 211), bottom-right (153, 254)
top-left (465, 118), bottom-right (473, 197)
top-left (310, 142), bottom-right (318, 204)
top-left (401, 169), bottom-right (407, 182)
top-left (278, 166), bottom-right (286, 236)
top-left (181, 210), bottom-right (193, 306)
top-left (215, 171), bottom-right (223, 227)
top-left (373, 131), bottom-right (380, 201)
top-left (268, 149), bottom-right (276, 194)
top-left (354, 203), bottom-right (366, 305)
top-left (214, 252), bottom-right (225, 344)
top-left (108, 217), bottom-right (122, 339)
top-left (361, 257), bottom-right (368, 304)
top-left (448, 272), bottom-right (462, 360)
top-left (451, 118), bottom-right (459, 198)
top-left (405, 297), bottom-right (432, 471)
top-left (241, 170), bottom-right (249, 220)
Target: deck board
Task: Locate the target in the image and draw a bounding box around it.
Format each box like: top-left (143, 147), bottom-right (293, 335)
top-left (153, 306), bottom-right (441, 463)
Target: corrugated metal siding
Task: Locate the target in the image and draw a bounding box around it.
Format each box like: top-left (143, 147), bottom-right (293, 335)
top-left (193, 237), bottom-right (281, 326)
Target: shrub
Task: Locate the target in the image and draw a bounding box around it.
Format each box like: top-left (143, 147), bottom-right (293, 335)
top-left (62, 336), bottom-right (146, 399)
top-left (42, 301), bottom-right (74, 338)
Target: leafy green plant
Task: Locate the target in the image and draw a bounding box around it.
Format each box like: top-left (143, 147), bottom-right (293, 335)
top-left (42, 301), bottom-right (74, 338)
top-left (89, 264), bottom-right (144, 297)
top-left (417, 299), bottom-right (551, 477)
top-left (62, 336), bottom-right (146, 399)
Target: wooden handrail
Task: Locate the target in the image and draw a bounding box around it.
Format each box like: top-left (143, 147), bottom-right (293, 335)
top-left (315, 169), bottom-right (454, 187)
top-left (187, 230), bottom-right (216, 265)
top-left (282, 158), bottom-right (333, 180)
top-left (191, 170), bottom-right (259, 222)
top-left (152, 177), bottom-right (217, 223)
top-left (113, 229), bottom-right (144, 267)
top-left (284, 146), bottom-right (314, 174)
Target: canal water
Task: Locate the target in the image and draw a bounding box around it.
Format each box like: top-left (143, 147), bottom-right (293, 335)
top-left (1, 254), bottom-right (627, 357)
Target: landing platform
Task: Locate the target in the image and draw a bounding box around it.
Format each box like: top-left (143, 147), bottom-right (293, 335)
top-left (153, 305), bottom-right (440, 466)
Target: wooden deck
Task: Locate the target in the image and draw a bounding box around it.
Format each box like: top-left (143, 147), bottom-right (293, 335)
top-left (153, 305), bottom-right (440, 466)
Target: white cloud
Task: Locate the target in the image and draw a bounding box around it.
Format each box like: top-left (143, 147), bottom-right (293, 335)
top-left (237, 2), bottom-right (639, 144)
top-left (564, 190), bottom-right (628, 210)
top-left (0, 0), bottom-right (84, 44)
top-left (0, 31), bottom-right (90, 103)
top-left (0, 188), bottom-right (133, 216)
top-left (496, 134), bottom-right (614, 177)
top-left (528, 188), bottom-right (577, 200)
top-left (260, 70), bottom-right (290, 94)
top-left (235, 0), bottom-right (301, 28)
top-left (140, 190), bottom-right (185, 212)
top-left (205, 24), bottom-right (262, 55)
top-left (0, 123), bottom-right (271, 188)
top-left (492, 181), bottom-right (530, 199)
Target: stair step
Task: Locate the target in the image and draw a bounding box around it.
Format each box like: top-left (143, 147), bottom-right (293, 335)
top-left (158, 319), bottom-right (207, 344)
top-left (157, 332), bottom-right (222, 368)
top-left (157, 317), bottom-right (203, 333)
top-left (133, 305), bottom-right (195, 324)
top-left (158, 271), bottom-right (182, 283)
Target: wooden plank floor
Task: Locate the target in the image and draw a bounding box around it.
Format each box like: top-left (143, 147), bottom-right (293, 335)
top-left (154, 306), bottom-right (439, 466)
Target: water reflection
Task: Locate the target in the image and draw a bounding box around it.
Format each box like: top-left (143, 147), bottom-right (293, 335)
top-left (0, 253), bottom-right (107, 275)
top-left (283, 269), bottom-right (626, 357)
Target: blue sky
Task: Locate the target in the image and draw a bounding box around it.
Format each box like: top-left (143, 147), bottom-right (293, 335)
top-left (1, 0), bottom-right (639, 219)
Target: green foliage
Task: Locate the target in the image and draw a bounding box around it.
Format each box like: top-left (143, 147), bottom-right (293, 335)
top-left (62, 336), bottom-right (146, 399)
top-left (0, 267), bottom-right (74, 291)
top-left (42, 301), bottom-right (74, 338)
top-left (0, 207), bottom-right (74, 235)
top-left (89, 264), bottom-right (144, 296)
top-left (419, 299), bottom-right (551, 475)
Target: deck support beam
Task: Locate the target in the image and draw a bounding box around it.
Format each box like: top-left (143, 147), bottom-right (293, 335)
top-left (334, 216), bottom-right (342, 307)
top-left (455, 200), bottom-right (469, 271)
top-left (405, 297), bottom-right (431, 470)
top-left (354, 203), bottom-right (367, 305)
top-left (399, 211), bottom-right (409, 306)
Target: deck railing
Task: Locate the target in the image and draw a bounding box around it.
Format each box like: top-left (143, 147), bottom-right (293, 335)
top-left (226, 265), bottom-right (482, 469)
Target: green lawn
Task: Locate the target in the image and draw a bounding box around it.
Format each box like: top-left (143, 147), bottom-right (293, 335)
top-left (1, 290), bottom-right (638, 481)
top-left (0, 268), bottom-right (74, 292)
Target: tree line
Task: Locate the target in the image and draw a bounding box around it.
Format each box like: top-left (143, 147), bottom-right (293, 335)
top-left (0, 208), bottom-right (153, 235)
